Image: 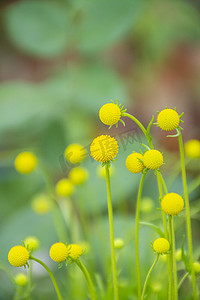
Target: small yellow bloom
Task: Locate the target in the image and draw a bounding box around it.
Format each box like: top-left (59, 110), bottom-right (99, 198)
top-left (140, 197), bottom-right (154, 214)
top-left (161, 193), bottom-right (184, 216)
top-left (8, 246), bottom-right (29, 267)
top-left (15, 273), bottom-right (28, 286)
top-left (65, 144), bottom-right (86, 164)
top-left (15, 152), bottom-right (37, 174)
top-left (31, 194), bottom-right (51, 214)
top-left (24, 236), bottom-right (39, 252)
top-left (50, 243), bottom-right (68, 262)
top-left (68, 244), bottom-right (83, 260)
top-left (153, 238), bottom-right (170, 254)
top-left (193, 262), bottom-right (200, 274)
top-left (126, 152), bottom-right (144, 174)
top-left (143, 149), bottom-right (163, 170)
top-left (56, 179), bottom-right (74, 197)
top-left (90, 135), bottom-right (118, 163)
top-left (69, 167), bottom-right (88, 185)
top-left (99, 103), bottom-right (121, 126)
top-left (114, 238), bottom-right (124, 250)
top-left (184, 139), bottom-right (200, 159)
top-left (157, 109), bottom-right (180, 131)
top-left (97, 165), bottom-right (115, 179)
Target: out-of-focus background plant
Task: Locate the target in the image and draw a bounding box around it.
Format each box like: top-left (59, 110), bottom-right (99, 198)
top-left (0, 0), bottom-right (199, 299)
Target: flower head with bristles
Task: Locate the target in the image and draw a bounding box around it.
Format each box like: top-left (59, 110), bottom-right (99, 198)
top-left (99, 100), bottom-right (126, 128)
top-left (8, 246), bottom-right (29, 267)
top-left (90, 135), bottom-right (118, 163)
top-left (153, 238), bottom-right (170, 254)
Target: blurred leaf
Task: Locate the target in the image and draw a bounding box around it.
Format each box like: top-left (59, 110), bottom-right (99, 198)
top-left (139, 221), bottom-right (165, 238)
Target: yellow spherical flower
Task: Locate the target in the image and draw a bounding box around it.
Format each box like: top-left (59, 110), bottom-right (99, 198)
top-left (50, 243), bottom-right (68, 262)
top-left (56, 179), bottom-right (74, 197)
top-left (69, 167), bottom-right (88, 185)
top-left (24, 236), bottom-right (39, 252)
top-left (8, 246), bottom-right (29, 267)
top-left (193, 262), bottom-right (200, 274)
top-left (161, 193), bottom-right (184, 216)
top-left (114, 238), bottom-right (124, 250)
top-left (99, 103), bottom-right (121, 126)
top-left (65, 144), bottom-right (86, 164)
top-left (15, 273), bottom-right (28, 286)
top-left (140, 197), bottom-right (154, 214)
top-left (90, 135), bottom-right (118, 163)
top-left (31, 194), bottom-right (51, 214)
top-left (153, 238), bottom-right (170, 254)
top-left (143, 149), bottom-right (163, 170)
top-left (97, 165), bottom-right (115, 179)
top-left (68, 244), bottom-right (83, 260)
top-left (184, 139), bottom-right (200, 159)
top-left (157, 109), bottom-right (180, 131)
top-left (15, 152), bottom-right (37, 174)
top-left (126, 152), bottom-right (144, 174)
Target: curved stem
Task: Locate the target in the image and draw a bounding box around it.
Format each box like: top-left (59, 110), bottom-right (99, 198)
top-left (135, 170), bottom-right (148, 299)
top-left (105, 164), bottom-right (119, 300)
top-left (141, 255), bottom-right (159, 300)
top-left (29, 256), bottom-right (63, 300)
top-left (75, 259), bottom-right (96, 300)
top-left (178, 272), bottom-right (189, 290)
top-left (178, 133), bottom-right (196, 299)
top-left (169, 216), bottom-right (178, 300)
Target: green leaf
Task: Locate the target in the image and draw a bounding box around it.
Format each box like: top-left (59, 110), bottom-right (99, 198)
top-left (139, 221), bottom-right (165, 238)
top-left (181, 235), bottom-right (190, 272)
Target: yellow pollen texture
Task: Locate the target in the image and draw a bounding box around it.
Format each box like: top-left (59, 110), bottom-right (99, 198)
top-left (153, 238), bottom-right (170, 254)
top-left (126, 152), bottom-right (144, 174)
top-left (161, 193), bottom-right (184, 216)
top-left (90, 135), bottom-right (118, 163)
top-left (68, 244), bottom-right (83, 260)
top-left (157, 109), bottom-right (180, 131)
top-left (8, 246), bottom-right (29, 267)
top-left (50, 243), bottom-right (68, 262)
top-left (99, 103), bottom-right (121, 126)
top-left (143, 150), bottom-right (163, 170)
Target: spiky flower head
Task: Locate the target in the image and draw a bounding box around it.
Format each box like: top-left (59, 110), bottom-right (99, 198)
top-left (143, 149), bottom-right (163, 170)
top-left (193, 262), bottom-right (200, 274)
top-left (157, 108), bottom-right (180, 131)
top-left (126, 152), bottom-right (144, 174)
top-left (68, 244), bottom-right (83, 260)
top-left (8, 246), bottom-right (29, 267)
top-left (69, 167), bottom-right (88, 185)
top-left (65, 144), bottom-right (86, 164)
top-left (99, 103), bottom-right (121, 126)
top-left (31, 194), bottom-right (51, 214)
top-left (184, 139), bottom-right (200, 159)
top-left (90, 135), bottom-right (118, 163)
top-left (49, 242), bottom-right (68, 263)
top-left (161, 192), bottom-right (184, 216)
top-left (56, 179), bottom-right (74, 197)
top-left (15, 273), bottom-right (28, 286)
top-left (114, 238), bottom-right (124, 250)
top-left (24, 236), bottom-right (39, 252)
top-left (153, 238), bottom-right (170, 254)
top-left (15, 152), bottom-right (37, 174)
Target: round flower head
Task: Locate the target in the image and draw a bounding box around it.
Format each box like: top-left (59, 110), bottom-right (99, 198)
top-left (157, 108), bottom-right (180, 131)
top-left (8, 246), bottom-right (29, 267)
top-left (56, 179), bottom-right (74, 197)
top-left (24, 236), bottom-right (39, 252)
top-left (114, 238), bottom-right (124, 250)
top-left (193, 262), bottom-right (200, 274)
top-left (15, 273), bottom-right (28, 286)
top-left (65, 144), bottom-right (86, 164)
top-left (68, 244), bottom-right (83, 260)
top-left (153, 238), bottom-right (170, 254)
top-left (184, 139), bottom-right (200, 159)
top-left (126, 152), bottom-right (144, 174)
top-left (31, 194), bottom-right (51, 214)
top-left (143, 149), bottom-right (163, 170)
top-left (90, 135), bottom-right (118, 163)
top-left (140, 197), bottom-right (154, 214)
top-left (15, 152), bottom-right (37, 174)
top-left (50, 242), bottom-right (68, 262)
top-left (69, 167), bottom-right (88, 185)
top-left (99, 103), bottom-right (121, 126)
top-left (97, 165), bottom-right (115, 179)
top-left (161, 192), bottom-right (184, 216)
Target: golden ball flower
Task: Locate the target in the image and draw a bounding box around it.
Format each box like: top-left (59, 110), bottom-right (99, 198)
top-left (97, 165), bottom-right (115, 179)
top-left (153, 238), bottom-right (170, 254)
top-left (90, 135), bottom-right (118, 163)
top-left (56, 179), bottom-right (74, 197)
top-left (50, 243), bottom-right (68, 262)
top-left (126, 152), bottom-right (144, 174)
top-left (193, 262), bottom-right (200, 274)
top-left (8, 246), bottom-right (29, 267)
top-left (69, 167), bottom-right (88, 185)
top-left (15, 273), bottom-right (28, 286)
top-left (31, 194), bottom-right (51, 214)
top-left (64, 144), bottom-right (86, 164)
top-left (143, 149), bottom-right (163, 170)
top-left (99, 103), bottom-right (121, 126)
top-left (157, 109), bottom-right (180, 131)
top-left (161, 193), bottom-right (184, 216)
top-left (68, 244), bottom-right (83, 260)
top-left (15, 152), bottom-right (37, 174)
top-left (184, 139), bottom-right (200, 159)
top-left (114, 238), bottom-right (124, 250)
top-left (24, 236), bottom-right (39, 252)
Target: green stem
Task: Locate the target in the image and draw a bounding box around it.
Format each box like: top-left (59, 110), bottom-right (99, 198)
top-left (135, 170), bottom-right (148, 299)
top-left (178, 272), bottom-right (189, 290)
top-left (169, 216), bottom-right (178, 300)
top-left (27, 260), bottom-right (32, 300)
top-left (105, 163), bottom-right (119, 300)
top-left (141, 255), bottom-right (159, 300)
top-left (168, 216), bottom-right (174, 298)
top-left (178, 133), bottom-right (196, 299)
top-left (29, 256), bottom-right (63, 300)
top-left (75, 259), bottom-right (96, 300)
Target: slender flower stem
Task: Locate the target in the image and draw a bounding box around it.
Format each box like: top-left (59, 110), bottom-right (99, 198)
top-left (178, 132), bottom-right (196, 299)
top-left (75, 259), bottom-right (96, 300)
top-left (141, 255), bottom-right (159, 300)
top-left (178, 272), bottom-right (189, 290)
top-left (169, 216), bottom-right (178, 300)
top-left (29, 256), bottom-right (63, 300)
top-left (27, 260), bottom-right (33, 300)
top-left (105, 163), bottom-right (118, 300)
top-left (135, 170), bottom-right (148, 299)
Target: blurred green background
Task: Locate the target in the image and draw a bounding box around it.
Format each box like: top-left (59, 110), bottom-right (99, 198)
top-left (0, 0), bottom-right (200, 299)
